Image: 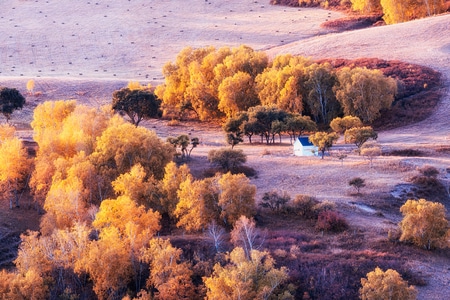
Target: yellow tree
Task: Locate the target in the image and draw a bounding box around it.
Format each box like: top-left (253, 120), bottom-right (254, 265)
top-left (218, 71), bottom-right (260, 118)
top-left (309, 131), bottom-right (339, 159)
top-left (335, 67), bottom-right (397, 123)
top-left (399, 199), bottom-right (449, 250)
top-left (91, 118), bottom-right (174, 198)
top-left (40, 174), bottom-right (88, 235)
top-left (112, 163), bottom-right (160, 209)
top-left (0, 135), bottom-right (31, 209)
top-left (330, 116), bottom-right (363, 134)
top-left (380, 0), bottom-right (445, 24)
top-left (204, 247), bottom-right (290, 300)
top-left (351, 0), bottom-right (382, 13)
top-left (256, 54), bottom-right (311, 114)
top-left (218, 172), bottom-right (256, 227)
top-left (175, 176), bottom-right (220, 232)
top-left (160, 162), bottom-right (191, 219)
top-left (140, 238), bottom-right (195, 299)
top-left (86, 226), bottom-right (132, 300)
top-left (360, 267), bottom-right (417, 300)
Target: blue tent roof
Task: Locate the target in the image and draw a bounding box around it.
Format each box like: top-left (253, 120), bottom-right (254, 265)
top-left (297, 136), bottom-right (314, 146)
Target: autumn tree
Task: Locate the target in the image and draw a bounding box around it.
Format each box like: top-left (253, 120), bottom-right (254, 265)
top-left (309, 131), bottom-right (339, 159)
top-left (256, 54), bottom-right (311, 113)
top-left (0, 131), bottom-right (31, 209)
top-left (208, 148), bottom-right (247, 173)
top-left (112, 86), bottom-right (162, 126)
top-left (218, 71), bottom-right (260, 118)
top-left (140, 238), bottom-right (195, 299)
top-left (260, 190), bottom-right (291, 212)
top-left (380, 0), bottom-right (446, 24)
top-left (0, 87), bottom-right (26, 122)
top-left (112, 163), bottom-right (161, 209)
top-left (204, 247), bottom-right (290, 300)
top-left (344, 126), bottom-right (378, 152)
top-left (218, 172), bottom-right (256, 227)
top-left (167, 134), bottom-right (199, 160)
top-left (399, 199), bottom-right (449, 250)
top-left (351, 0), bottom-right (382, 13)
top-left (174, 176), bottom-right (220, 232)
top-left (361, 141), bottom-right (382, 168)
top-left (335, 67), bottom-right (397, 123)
top-left (223, 112), bottom-right (248, 148)
top-left (91, 118), bottom-right (174, 197)
top-left (360, 267), bottom-right (417, 300)
top-left (26, 79), bottom-right (35, 95)
top-left (330, 116), bottom-right (363, 134)
top-left (304, 62), bottom-right (340, 124)
top-left (160, 162), bottom-right (191, 218)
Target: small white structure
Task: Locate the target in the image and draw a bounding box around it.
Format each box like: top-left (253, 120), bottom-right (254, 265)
top-left (293, 136), bottom-right (317, 156)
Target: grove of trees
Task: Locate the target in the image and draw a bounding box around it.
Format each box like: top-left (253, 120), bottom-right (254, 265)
top-left (156, 46), bottom-right (398, 127)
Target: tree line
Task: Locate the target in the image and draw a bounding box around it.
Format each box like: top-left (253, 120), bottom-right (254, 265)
top-left (154, 46), bottom-right (397, 126)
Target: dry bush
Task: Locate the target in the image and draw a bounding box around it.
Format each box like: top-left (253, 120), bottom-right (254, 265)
top-left (384, 149), bottom-right (423, 157)
top-left (316, 211), bottom-right (349, 233)
top-left (290, 194), bottom-right (319, 219)
top-left (418, 165), bottom-right (439, 177)
top-left (322, 14), bottom-right (383, 32)
top-left (167, 119), bottom-right (180, 126)
top-left (409, 176), bottom-right (448, 202)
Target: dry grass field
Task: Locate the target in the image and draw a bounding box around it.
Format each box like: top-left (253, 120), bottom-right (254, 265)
top-left (0, 0), bottom-right (450, 299)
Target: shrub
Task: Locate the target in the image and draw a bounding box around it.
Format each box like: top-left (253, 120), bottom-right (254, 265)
top-left (418, 165), bottom-right (439, 177)
top-left (290, 194), bottom-right (319, 219)
top-left (260, 190), bottom-right (291, 212)
top-left (360, 267), bottom-right (417, 300)
top-left (399, 199), bottom-right (449, 250)
top-left (312, 200), bottom-right (336, 216)
top-left (316, 211), bottom-right (349, 233)
top-left (207, 148), bottom-right (247, 173)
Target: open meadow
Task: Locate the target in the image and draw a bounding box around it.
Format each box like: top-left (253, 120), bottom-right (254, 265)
top-left (0, 0), bottom-right (450, 299)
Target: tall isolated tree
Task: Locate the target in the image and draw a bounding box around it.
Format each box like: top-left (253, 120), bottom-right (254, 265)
top-left (112, 86), bottom-right (162, 126)
top-left (309, 131), bottom-right (339, 159)
top-left (399, 199), bottom-right (449, 250)
top-left (0, 87), bottom-right (26, 122)
top-left (360, 267), bottom-right (417, 300)
top-left (344, 126), bottom-right (378, 153)
top-left (335, 67), bottom-right (397, 123)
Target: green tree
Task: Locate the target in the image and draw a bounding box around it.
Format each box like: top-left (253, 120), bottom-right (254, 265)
top-left (245, 106), bottom-right (288, 144)
top-left (0, 87), bottom-right (26, 122)
top-left (112, 87), bottom-right (162, 126)
top-left (344, 126), bottom-right (378, 153)
top-left (208, 148), bottom-right (247, 173)
top-left (284, 114), bottom-right (317, 143)
top-left (349, 177), bottom-right (366, 194)
top-left (335, 67), bottom-right (397, 123)
top-left (399, 199), bottom-right (449, 250)
top-left (308, 132), bottom-right (339, 159)
top-left (360, 267), bottom-right (417, 300)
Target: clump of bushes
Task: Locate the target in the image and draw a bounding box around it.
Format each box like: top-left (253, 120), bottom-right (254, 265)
top-left (316, 211), bottom-right (349, 233)
top-left (384, 149), bottom-right (424, 157)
